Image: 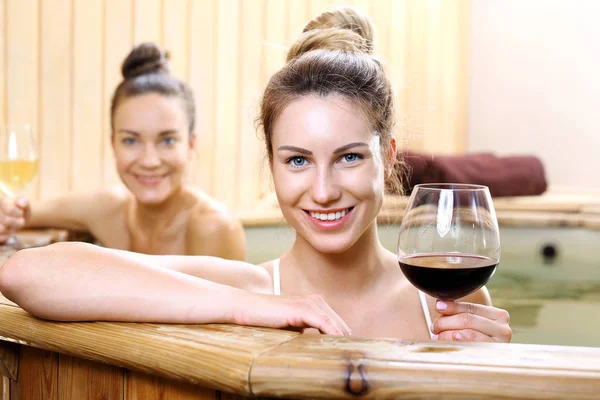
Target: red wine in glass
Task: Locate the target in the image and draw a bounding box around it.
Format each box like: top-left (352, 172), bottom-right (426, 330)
top-left (398, 252), bottom-right (497, 300)
top-left (397, 184), bottom-right (500, 300)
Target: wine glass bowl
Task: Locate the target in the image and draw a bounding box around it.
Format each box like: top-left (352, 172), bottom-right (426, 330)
top-left (0, 124), bottom-right (38, 249)
top-left (397, 183), bottom-right (500, 301)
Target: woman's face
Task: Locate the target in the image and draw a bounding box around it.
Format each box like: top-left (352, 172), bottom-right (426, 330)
top-left (112, 93), bottom-right (194, 205)
top-left (271, 95), bottom-right (394, 254)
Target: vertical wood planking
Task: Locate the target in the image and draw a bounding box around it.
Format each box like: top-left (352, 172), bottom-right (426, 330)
top-left (371, 0), bottom-right (392, 61)
top-left (188, 0), bottom-right (217, 194)
top-left (5, 0), bottom-right (40, 200)
top-left (133, 0), bottom-right (162, 45)
top-left (259, 0), bottom-right (286, 198)
top-left (443, 0), bottom-right (468, 153)
top-left (57, 354), bottom-right (123, 400)
top-left (422, 0), bottom-right (442, 153)
top-left (213, 0), bottom-right (240, 208)
top-left (0, 0), bottom-right (5, 128)
top-left (2, 376), bottom-right (8, 400)
top-left (162, 0), bottom-right (189, 81)
top-left (404, 0), bottom-right (427, 151)
top-left (237, 0), bottom-right (264, 210)
top-left (17, 347), bottom-right (58, 400)
top-left (308, 0), bottom-right (329, 20)
top-left (1, 0), bottom-right (470, 207)
top-left (389, 0), bottom-right (409, 148)
top-left (103, 0), bottom-right (133, 187)
top-left (71, 0), bottom-right (103, 192)
top-left (351, 0), bottom-right (374, 15)
top-left (287, 0), bottom-right (309, 44)
top-left (39, 0), bottom-right (72, 199)
top-left (125, 370), bottom-right (217, 399)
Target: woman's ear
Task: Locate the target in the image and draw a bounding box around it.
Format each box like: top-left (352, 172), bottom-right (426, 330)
top-left (188, 133), bottom-right (197, 158)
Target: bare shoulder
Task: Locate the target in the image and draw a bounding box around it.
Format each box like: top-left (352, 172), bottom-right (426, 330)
top-left (184, 188), bottom-right (246, 259)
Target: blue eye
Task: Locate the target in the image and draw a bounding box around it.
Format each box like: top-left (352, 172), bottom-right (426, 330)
top-left (162, 137), bottom-right (177, 145)
top-left (342, 153), bottom-right (361, 163)
top-left (289, 156), bottom-right (307, 167)
top-left (122, 137), bottom-right (137, 145)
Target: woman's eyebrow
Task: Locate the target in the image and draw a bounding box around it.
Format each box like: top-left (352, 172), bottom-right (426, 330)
top-left (333, 142), bottom-right (368, 155)
top-left (277, 145), bottom-right (312, 155)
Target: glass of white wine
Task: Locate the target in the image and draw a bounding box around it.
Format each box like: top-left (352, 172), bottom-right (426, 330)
top-left (0, 124), bottom-right (39, 250)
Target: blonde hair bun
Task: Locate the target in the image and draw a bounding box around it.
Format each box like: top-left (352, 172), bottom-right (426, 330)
top-left (287, 7), bottom-right (375, 62)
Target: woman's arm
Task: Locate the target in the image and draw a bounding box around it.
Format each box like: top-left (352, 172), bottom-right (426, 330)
top-left (25, 187), bottom-right (126, 231)
top-left (0, 242), bottom-right (350, 335)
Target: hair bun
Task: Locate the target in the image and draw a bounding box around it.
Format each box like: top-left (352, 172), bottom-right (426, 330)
top-left (287, 7), bottom-right (374, 61)
top-left (121, 42), bottom-right (170, 79)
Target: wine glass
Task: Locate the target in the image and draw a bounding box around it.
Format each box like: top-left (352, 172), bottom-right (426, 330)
top-left (0, 124), bottom-right (39, 250)
top-left (397, 184), bottom-right (500, 301)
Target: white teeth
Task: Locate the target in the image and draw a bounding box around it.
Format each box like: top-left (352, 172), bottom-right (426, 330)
top-left (309, 209), bottom-right (349, 221)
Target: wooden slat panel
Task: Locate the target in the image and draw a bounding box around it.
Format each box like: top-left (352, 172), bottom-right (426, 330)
top-left (404, 0), bottom-right (427, 152)
top-left (0, 341), bottom-right (18, 381)
top-left (39, 0), bottom-right (72, 199)
top-left (58, 354), bottom-right (123, 400)
top-left (5, 0), bottom-right (40, 200)
top-left (188, 0), bottom-right (217, 193)
top-left (17, 347), bottom-right (58, 400)
top-left (444, 0), bottom-right (468, 153)
top-left (351, 0), bottom-right (374, 15)
top-left (0, 0), bottom-right (5, 128)
top-left (286, 0), bottom-right (309, 43)
top-left (162, 0), bottom-right (189, 80)
top-left (237, 0), bottom-right (264, 210)
top-left (389, 0), bottom-right (409, 147)
top-left (126, 370), bottom-right (217, 400)
top-left (103, 0), bottom-right (133, 187)
top-left (71, 0), bottom-right (103, 192)
top-left (259, 0), bottom-right (286, 199)
top-left (371, 0), bottom-right (392, 60)
top-left (308, 0), bottom-right (329, 18)
top-left (133, 0), bottom-right (162, 45)
top-left (214, 0), bottom-right (240, 208)
top-left (2, 376), bottom-right (9, 400)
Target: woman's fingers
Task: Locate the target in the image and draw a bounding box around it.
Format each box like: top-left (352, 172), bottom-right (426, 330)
top-left (433, 329), bottom-right (496, 342)
top-left (436, 300), bottom-right (510, 323)
top-left (234, 292), bottom-right (352, 337)
top-left (431, 301), bottom-right (512, 342)
top-left (306, 294), bottom-right (352, 336)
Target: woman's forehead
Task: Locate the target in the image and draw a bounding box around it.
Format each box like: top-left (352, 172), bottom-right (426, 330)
top-left (272, 95), bottom-right (373, 145)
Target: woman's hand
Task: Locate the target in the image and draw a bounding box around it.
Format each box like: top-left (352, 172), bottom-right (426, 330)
top-left (0, 197), bottom-right (29, 243)
top-left (430, 300), bottom-right (512, 343)
top-left (232, 292), bottom-right (352, 336)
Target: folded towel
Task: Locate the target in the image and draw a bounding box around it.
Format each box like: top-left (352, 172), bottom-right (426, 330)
top-left (394, 151), bottom-right (548, 197)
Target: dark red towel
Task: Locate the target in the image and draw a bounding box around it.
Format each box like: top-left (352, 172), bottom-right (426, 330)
top-left (394, 151), bottom-right (547, 197)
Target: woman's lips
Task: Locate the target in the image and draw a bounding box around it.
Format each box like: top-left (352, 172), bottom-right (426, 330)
top-left (304, 207), bottom-right (354, 230)
top-left (134, 174), bottom-right (166, 186)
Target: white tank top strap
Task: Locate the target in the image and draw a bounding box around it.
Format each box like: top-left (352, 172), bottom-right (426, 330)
top-left (272, 258), bottom-right (281, 296)
top-left (419, 290), bottom-right (434, 339)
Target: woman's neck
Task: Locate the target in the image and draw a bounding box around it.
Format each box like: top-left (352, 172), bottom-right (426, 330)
top-left (284, 222), bottom-right (393, 297)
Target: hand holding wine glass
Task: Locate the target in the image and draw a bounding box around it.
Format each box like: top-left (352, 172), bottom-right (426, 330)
top-left (0, 124), bottom-right (38, 249)
top-left (397, 184), bottom-right (511, 342)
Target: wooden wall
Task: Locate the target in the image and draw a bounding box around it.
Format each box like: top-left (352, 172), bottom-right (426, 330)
top-left (0, 0), bottom-right (469, 210)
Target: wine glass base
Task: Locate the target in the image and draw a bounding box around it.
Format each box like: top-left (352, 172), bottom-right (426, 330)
top-left (0, 235), bottom-right (25, 252)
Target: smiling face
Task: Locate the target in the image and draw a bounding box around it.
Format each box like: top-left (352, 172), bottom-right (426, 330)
top-left (112, 93), bottom-right (194, 205)
top-left (271, 95), bottom-right (394, 254)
